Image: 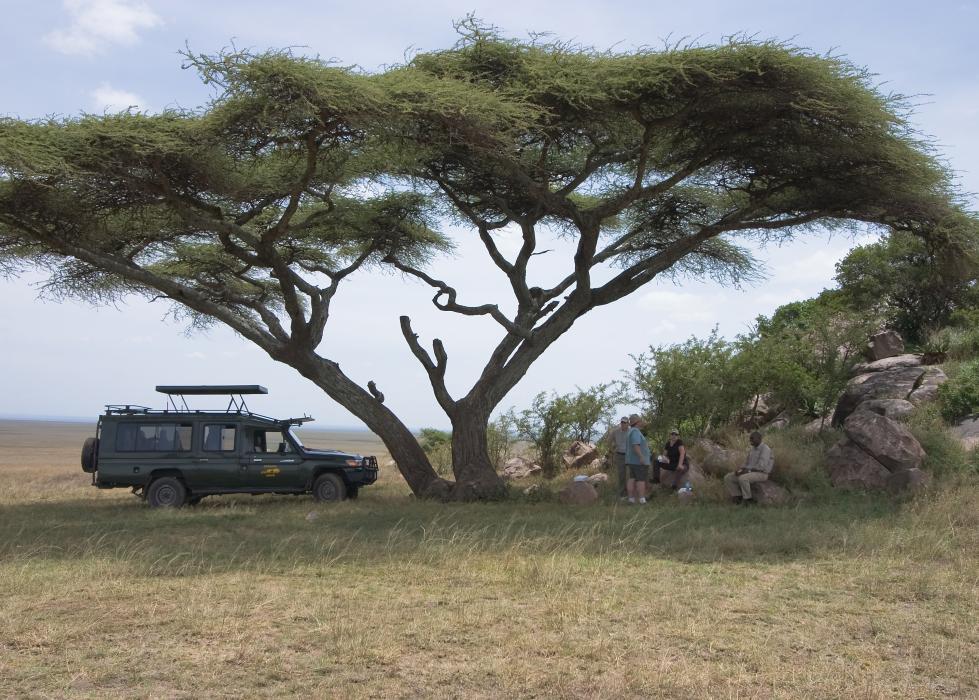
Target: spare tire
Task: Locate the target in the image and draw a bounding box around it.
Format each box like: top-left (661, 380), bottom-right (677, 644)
top-left (81, 437), bottom-right (99, 473)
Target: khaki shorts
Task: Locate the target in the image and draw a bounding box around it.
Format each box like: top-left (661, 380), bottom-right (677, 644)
top-left (627, 463), bottom-right (649, 481)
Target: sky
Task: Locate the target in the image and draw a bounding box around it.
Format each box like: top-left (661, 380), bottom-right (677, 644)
top-left (0, 0), bottom-right (977, 428)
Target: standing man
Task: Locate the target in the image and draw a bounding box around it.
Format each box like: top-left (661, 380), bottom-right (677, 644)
top-left (724, 431), bottom-right (774, 504)
top-left (625, 413), bottom-right (652, 505)
top-left (605, 416), bottom-right (632, 500)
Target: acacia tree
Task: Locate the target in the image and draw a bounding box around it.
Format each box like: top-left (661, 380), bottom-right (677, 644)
top-left (1, 25), bottom-right (975, 499)
top-left (379, 26), bottom-right (976, 495)
top-left (0, 52), bottom-right (478, 497)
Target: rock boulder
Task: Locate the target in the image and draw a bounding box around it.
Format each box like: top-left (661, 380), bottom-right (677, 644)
top-left (950, 416), bottom-right (979, 451)
top-left (750, 480), bottom-right (791, 506)
top-left (501, 457), bottom-right (542, 480)
top-left (832, 366), bottom-right (926, 425)
top-left (907, 367), bottom-right (948, 406)
top-left (562, 441), bottom-right (600, 471)
top-left (887, 468), bottom-right (931, 494)
top-left (850, 353), bottom-right (922, 375)
top-left (865, 330), bottom-right (905, 361)
top-left (693, 439), bottom-right (739, 477)
top-left (558, 480), bottom-right (599, 505)
top-left (859, 399), bottom-right (915, 421)
top-left (844, 410), bottom-right (925, 472)
top-left (825, 438), bottom-right (891, 489)
top-left (741, 394), bottom-right (782, 428)
top-left (652, 461), bottom-right (706, 490)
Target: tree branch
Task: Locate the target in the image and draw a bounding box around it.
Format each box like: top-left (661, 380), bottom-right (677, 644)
top-left (399, 315), bottom-right (455, 412)
top-left (10, 218), bottom-right (282, 352)
top-left (386, 256), bottom-right (532, 339)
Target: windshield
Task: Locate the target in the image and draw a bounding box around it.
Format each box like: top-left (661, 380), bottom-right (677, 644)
top-left (286, 428), bottom-right (304, 449)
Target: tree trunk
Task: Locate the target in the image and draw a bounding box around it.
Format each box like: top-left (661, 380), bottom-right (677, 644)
top-left (448, 402), bottom-right (507, 501)
top-left (275, 347), bottom-right (449, 498)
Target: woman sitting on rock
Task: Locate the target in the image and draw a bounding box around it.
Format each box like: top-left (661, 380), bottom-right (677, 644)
top-left (653, 428), bottom-right (690, 489)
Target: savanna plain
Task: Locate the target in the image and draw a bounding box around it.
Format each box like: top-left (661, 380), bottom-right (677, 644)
top-left (1, 420), bottom-right (977, 699)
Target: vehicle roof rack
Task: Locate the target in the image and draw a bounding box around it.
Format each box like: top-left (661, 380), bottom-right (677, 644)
top-left (104, 404), bottom-right (151, 415)
top-left (155, 385), bottom-right (268, 395)
top-left (156, 385), bottom-right (268, 414)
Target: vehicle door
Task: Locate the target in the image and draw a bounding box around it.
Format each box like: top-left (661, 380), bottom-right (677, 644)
top-left (239, 427), bottom-right (305, 489)
top-left (194, 422), bottom-right (242, 489)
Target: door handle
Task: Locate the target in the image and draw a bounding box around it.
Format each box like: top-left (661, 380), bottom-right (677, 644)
top-left (196, 458), bottom-right (208, 463)
top-left (252, 458), bottom-right (263, 463)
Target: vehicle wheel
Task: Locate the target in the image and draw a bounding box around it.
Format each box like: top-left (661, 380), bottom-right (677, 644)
top-left (80, 437), bottom-right (99, 473)
top-left (312, 473), bottom-right (346, 503)
top-left (146, 477), bottom-right (187, 508)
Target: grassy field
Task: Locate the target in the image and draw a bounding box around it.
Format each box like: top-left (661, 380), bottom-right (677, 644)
top-left (1, 420), bottom-right (977, 698)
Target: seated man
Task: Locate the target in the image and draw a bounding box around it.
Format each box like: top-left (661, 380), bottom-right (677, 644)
top-left (724, 431), bottom-right (774, 505)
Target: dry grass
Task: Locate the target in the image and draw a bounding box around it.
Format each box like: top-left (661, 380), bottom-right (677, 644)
top-left (1, 420), bottom-right (977, 698)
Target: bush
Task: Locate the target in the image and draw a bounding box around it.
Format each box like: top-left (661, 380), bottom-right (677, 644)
top-left (418, 428), bottom-right (453, 476)
top-left (487, 413), bottom-right (515, 470)
top-left (937, 359), bottom-right (979, 422)
top-left (907, 403), bottom-right (979, 478)
top-left (945, 326), bottom-right (979, 361)
top-left (763, 426), bottom-right (834, 491)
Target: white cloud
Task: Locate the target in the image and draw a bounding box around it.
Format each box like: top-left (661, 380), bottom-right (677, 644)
top-left (44, 0), bottom-right (162, 56)
top-left (91, 83), bottom-right (146, 112)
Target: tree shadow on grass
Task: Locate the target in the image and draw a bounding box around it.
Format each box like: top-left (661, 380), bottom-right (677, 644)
top-left (0, 491), bottom-right (903, 574)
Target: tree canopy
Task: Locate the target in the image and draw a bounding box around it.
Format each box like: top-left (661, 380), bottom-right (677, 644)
top-left (1, 22), bottom-right (975, 499)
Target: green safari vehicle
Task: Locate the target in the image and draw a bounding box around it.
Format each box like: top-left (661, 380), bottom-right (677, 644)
top-left (80, 385), bottom-right (379, 507)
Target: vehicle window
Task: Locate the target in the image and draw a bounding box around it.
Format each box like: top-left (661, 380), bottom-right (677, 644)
top-left (249, 429), bottom-right (295, 454)
top-left (203, 424), bottom-right (237, 452)
top-left (115, 423), bottom-right (192, 452)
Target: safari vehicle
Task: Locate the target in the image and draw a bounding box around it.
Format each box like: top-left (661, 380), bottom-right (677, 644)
top-left (80, 385), bottom-right (379, 507)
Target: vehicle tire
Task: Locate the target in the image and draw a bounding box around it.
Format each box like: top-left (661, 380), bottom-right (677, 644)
top-left (146, 476), bottom-right (187, 508)
top-left (80, 437), bottom-right (99, 473)
top-left (312, 473), bottom-right (346, 503)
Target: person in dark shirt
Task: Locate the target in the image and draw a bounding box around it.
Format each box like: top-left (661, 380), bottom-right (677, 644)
top-left (653, 428), bottom-right (689, 489)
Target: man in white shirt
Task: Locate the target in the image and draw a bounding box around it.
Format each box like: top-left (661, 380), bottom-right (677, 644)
top-left (604, 417), bottom-right (631, 500)
top-left (724, 431), bottom-right (774, 505)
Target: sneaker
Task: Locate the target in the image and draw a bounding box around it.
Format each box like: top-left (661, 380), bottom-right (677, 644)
top-left (731, 496), bottom-right (743, 505)
top-left (627, 498), bottom-right (636, 504)
top-left (638, 497), bottom-right (647, 504)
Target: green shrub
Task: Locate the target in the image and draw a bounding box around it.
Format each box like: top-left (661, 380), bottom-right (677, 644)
top-left (907, 403), bottom-right (978, 478)
top-left (937, 359), bottom-right (979, 422)
top-left (418, 428), bottom-right (453, 476)
top-left (924, 326), bottom-right (979, 362)
top-left (764, 426), bottom-right (834, 491)
top-left (487, 414), bottom-right (515, 470)
top-left (946, 326), bottom-right (979, 361)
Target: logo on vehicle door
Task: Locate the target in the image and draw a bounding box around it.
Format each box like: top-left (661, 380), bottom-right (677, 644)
top-left (261, 467), bottom-right (281, 478)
